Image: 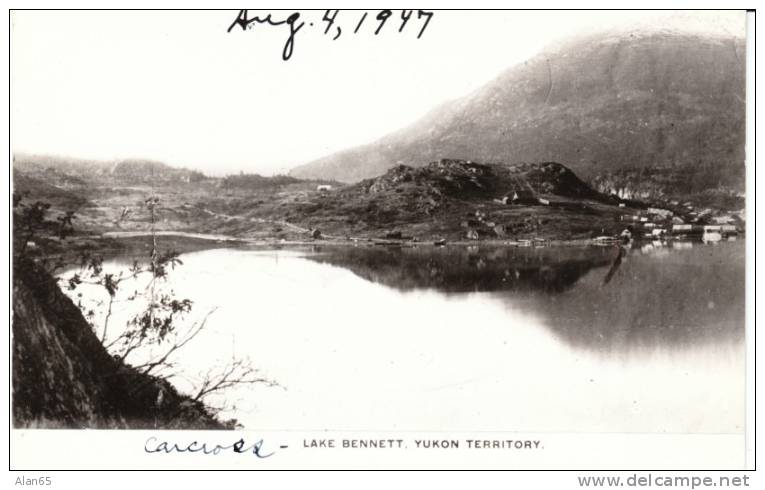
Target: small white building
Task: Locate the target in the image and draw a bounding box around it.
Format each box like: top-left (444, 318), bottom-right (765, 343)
top-left (317, 185), bottom-right (333, 192)
top-left (647, 207), bottom-right (673, 218)
top-left (712, 215), bottom-right (734, 224)
top-left (702, 232), bottom-right (723, 243)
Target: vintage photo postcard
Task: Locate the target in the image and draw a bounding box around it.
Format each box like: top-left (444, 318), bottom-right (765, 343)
top-left (8, 8), bottom-right (754, 472)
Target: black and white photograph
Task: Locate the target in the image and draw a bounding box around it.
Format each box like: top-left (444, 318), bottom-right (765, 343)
top-left (8, 8), bottom-right (755, 474)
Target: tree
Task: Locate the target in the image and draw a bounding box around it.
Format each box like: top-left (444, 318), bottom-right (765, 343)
top-left (13, 191), bottom-right (76, 273)
top-left (16, 193), bottom-right (277, 424)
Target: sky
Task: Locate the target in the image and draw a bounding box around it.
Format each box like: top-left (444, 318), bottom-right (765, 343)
top-left (10, 10), bottom-right (746, 176)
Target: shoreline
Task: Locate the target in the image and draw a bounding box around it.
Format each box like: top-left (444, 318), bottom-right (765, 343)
top-left (101, 230), bottom-right (602, 248)
top-left (98, 230), bottom-right (739, 250)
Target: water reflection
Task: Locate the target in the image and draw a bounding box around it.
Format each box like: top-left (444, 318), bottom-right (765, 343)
top-left (539, 241), bottom-right (744, 351)
top-left (307, 245), bottom-right (616, 293)
top-left (59, 240), bottom-right (745, 433)
top-left (304, 241), bottom-right (745, 352)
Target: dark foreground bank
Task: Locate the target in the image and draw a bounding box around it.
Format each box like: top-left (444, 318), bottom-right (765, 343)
top-left (12, 258), bottom-right (231, 429)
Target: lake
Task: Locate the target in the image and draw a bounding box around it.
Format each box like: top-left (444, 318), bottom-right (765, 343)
top-left (61, 239), bottom-right (746, 434)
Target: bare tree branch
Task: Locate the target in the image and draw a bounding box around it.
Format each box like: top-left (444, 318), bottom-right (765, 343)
top-left (191, 357), bottom-right (279, 407)
top-left (132, 308), bottom-right (217, 377)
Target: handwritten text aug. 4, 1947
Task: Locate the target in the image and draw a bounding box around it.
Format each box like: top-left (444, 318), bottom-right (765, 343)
top-left (227, 9), bottom-right (435, 61)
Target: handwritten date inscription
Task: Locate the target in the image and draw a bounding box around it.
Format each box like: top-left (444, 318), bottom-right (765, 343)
top-left (227, 9), bottom-right (435, 61)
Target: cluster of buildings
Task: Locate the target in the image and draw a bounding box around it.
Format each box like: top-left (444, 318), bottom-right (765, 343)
top-left (619, 203), bottom-right (744, 241)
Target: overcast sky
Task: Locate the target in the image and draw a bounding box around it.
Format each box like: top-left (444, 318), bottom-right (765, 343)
top-left (11, 10), bottom-right (745, 176)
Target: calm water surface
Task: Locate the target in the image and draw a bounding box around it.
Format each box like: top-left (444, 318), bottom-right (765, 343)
top-left (63, 240), bottom-right (745, 433)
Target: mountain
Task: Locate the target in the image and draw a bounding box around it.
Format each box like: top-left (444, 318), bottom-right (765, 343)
top-left (290, 30), bottom-right (746, 196)
top-left (13, 154), bottom-right (112, 179)
top-left (13, 154), bottom-right (207, 185)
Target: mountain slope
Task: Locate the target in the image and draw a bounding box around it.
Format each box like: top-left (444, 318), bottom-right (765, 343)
top-left (290, 30), bottom-right (746, 192)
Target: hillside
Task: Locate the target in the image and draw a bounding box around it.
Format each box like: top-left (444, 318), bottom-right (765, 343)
top-left (12, 258), bottom-right (226, 429)
top-left (12, 152), bottom-right (740, 244)
top-left (290, 30), bottom-right (746, 198)
top-left (13, 170), bottom-right (91, 209)
top-left (14, 154), bottom-right (207, 185)
top-left (270, 159), bottom-right (628, 241)
top-left (356, 159), bottom-right (605, 201)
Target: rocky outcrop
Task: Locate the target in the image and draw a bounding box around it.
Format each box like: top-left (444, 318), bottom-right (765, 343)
top-left (357, 159), bottom-right (609, 204)
top-left (591, 165), bottom-right (746, 209)
top-left (284, 159), bottom-right (627, 240)
top-left (12, 259), bottom-right (227, 429)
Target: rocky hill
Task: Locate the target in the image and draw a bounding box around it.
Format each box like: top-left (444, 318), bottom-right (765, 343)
top-left (281, 159), bottom-right (627, 240)
top-left (344, 159), bottom-right (611, 218)
top-left (290, 30), bottom-right (746, 199)
top-left (358, 159), bottom-right (605, 201)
